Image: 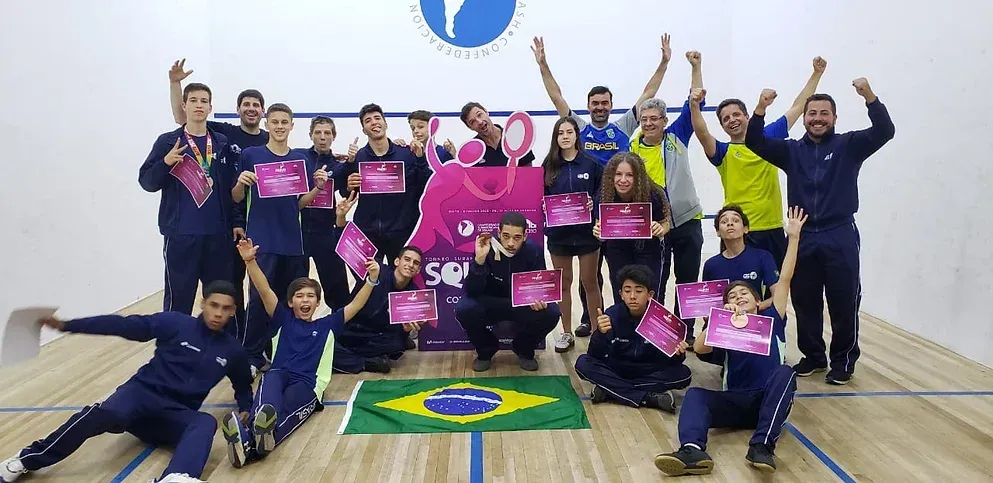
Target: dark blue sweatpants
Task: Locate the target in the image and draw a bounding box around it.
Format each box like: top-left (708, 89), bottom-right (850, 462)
top-left (303, 231), bottom-right (351, 312)
top-left (332, 332), bottom-right (408, 374)
top-left (15, 382), bottom-right (216, 480)
top-left (792, 223), bottom-right (862, 374)
top-left (455, 296), bottom-right (560, 360)
top-left (574, 354), bottom-right (692, 407)
top-left (677, 365), bottom-right (797, 450)
top-left (244, 254), bottom-right (309, 368)
top-left (603, 243), bottom-right (663, 306)
top-left (253, 370), bottom-right (320, 448)
top-left (162, 234), bottom-right (233, 315)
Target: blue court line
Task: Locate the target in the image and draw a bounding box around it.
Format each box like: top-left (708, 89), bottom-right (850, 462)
top-left (785, 423), bottom-right (856, 483)
top-left (215, 106), bottom-right (716, 119)
top-left (470, 431), bottom-right (484, 483)
top-left (110, 445), bottom-right (156, 483)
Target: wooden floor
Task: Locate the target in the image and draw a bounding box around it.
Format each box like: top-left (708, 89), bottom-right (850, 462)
top-left (2, 258), bottom-right (993, 483)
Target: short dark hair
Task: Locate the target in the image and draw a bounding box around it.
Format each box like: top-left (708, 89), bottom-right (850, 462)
top-left (803, 93), bottom-right (836, 115)
top-left (714, 205), bottom-right (750, 230)
top-left (459, 101), bottom-right (485, 125)
top-left (716, 98), bottom-right (748, 121)
top-left (616, 265), bottom-right (655, 291)
top-left (237, 89), bottom-right (265, 109)
top-left (183, 83), bottom-right (212, 103)
top-left (359, 103), bottom-right (384, 124)
top-left (310, 116), bottom-right (336, 136)
top-left (407, 110), bottom-right (434, 122)
top-left (587, 86), bottom-right (613, 101)
top-left (203, 280), bottom-right (239, 303)
top-left (397, 245), bottom-right (424, 260)
top-left (499, 211), bottom-right (528, 232)
top-left (287, 277), bottom-right (322, 303)
top-left (723, 280), bottom-right (761, 304)
top-left (266, 103), bottom-right (293, 118)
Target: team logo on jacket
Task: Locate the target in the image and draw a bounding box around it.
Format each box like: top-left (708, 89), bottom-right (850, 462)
top-left (409, 1), bottom-right (526, 59)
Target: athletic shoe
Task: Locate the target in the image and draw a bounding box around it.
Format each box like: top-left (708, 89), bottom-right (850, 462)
top-left (792, 358), bottom-right (828, 377)
top-left (363, 356), bottom-right (391, 374)
top-left (518, 357), bottom-right (539, 371)
top-left (472, 357), bottom-right (492, 372)
top-left (654, 445), bottom-right (714, 476)
top-left (554, 333), bottom-right (575, 353)
top-left (253, 404), bottom-right (278, 456)
top-left (0, 457), bottom-right (26, 482)
top-left (745, 443), bottom-right (776, 472)
top-left (825, 369), bottom-right (852, 385)
top-left (221, 412), bottom-right (251, 468)
top-left (590, 385), bottom-right (609, 404)
top-left (643, 391), bottom-right (676, 413)
top-left (574, 323), bottom-right (592, 337)
top-left (156, 474), bottom-right (205, 483)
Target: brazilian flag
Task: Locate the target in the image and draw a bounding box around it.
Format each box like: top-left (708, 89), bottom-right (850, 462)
top-left (337, 376), bottom-right (590, 434)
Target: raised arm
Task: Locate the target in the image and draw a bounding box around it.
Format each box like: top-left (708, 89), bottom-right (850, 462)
top-left (784, 56), bottom-right (827, 128)
top-left (168, 59), bottom-right (193, 125)
top-left (238, 239), bottom-right (279, 317)
top-left (744, 89), bottom-right (791, 170)
top-left (139, 136), bottom-right (186, 192)
top-left (298, 164), bottom-right (328, 209)
top-left (632, 34), bottom-right (673, 111)
top-left (335, 190), bottom-right (358, 228)
top-left (689, 87), bottom-right (717, 159)
top-left (530, 37), bottom-right (572, 117)
top-left (773, 207), bottom-right (807, 317)
top-left (344, 260), bottom-right (381, 322)
top-left (848, 78), bottom-right (896, 161)
top-left (686, 50), bottom-right (703, 90)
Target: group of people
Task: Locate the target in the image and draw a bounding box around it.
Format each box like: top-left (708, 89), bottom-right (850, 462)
top-left (1, 32), bottom-right (894, 483)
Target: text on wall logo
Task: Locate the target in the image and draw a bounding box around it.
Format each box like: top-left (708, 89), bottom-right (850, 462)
top-left (410, 0), bottom-right (525, 59)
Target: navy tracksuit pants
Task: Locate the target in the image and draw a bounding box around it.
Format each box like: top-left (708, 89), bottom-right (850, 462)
top-left (792, 223), bottom-right (862, 373)
top-left (332, 333), bottom-right (408, 374)
top-left (574, 354), bottom-right (692, 407)
top-left (678, 365), bottom-right (797, 451)
top-left (244, 254), bottom-right (309, 368)
top-left (303, 231), bottom-right (351, 312)
top-left (661, 219), bottom-right (704, 333)
top-left (162, 234), bottom-right (233, 315)
top-left (15, 382), bottom-right (216, 480)
top-left (252, 370), bottom-right (320, 448)
top-left (455, 296), bottom-right (560, 360)
top-left (603, 243), bottom-right (663, 306)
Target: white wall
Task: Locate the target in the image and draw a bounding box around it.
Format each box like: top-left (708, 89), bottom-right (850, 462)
top-left (5, 0), bottom-right (992, 367)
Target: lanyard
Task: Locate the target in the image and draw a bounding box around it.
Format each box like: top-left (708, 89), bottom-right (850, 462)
top-left (184, 129), bottom-right (213, 173)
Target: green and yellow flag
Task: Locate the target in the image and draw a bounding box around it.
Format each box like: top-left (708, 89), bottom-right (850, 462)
top-left (337, 376), bottom-right (590, 434)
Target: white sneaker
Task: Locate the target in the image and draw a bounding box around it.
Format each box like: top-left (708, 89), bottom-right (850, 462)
top-left (1, 457), bottom-right (27, 482)
top-left (155, 473), bottom-right (206, 483)
top-left (554, 333), bottom-right (575, 353)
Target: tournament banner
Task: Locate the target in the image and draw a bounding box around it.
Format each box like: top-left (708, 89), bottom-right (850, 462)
top-left (406, 112), bottom-right (545, 351)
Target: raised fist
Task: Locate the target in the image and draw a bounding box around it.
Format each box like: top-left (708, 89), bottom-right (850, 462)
top-left (685, 50), bottom-right (701, 66)
top-left (758, 88), bottom-right (778, 108)
top-left (690, 87), bottom-right (706, 105)
top-left (812, 56), bottom-right (827, 73)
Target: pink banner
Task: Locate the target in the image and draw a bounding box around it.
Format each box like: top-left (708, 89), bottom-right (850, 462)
top-left (334, 221), bottom-right (378, 279)
top-left (388, 289), bottom-right (439, 324)
top-left (255, 160), bottom-right (310, 198)
top-left (676, 280), bottom-right (729, 318)
top-left (306, 180), bottom-right (335, 209)
top-left (169, 154), bottom-right (213, 208)
top-left (635, 299), bottom-right (687, 357)
top-left (544, 192), bottom-right (592, 227)
top-left (705, 307), bottom-right (774, 356)
top-left (510, 269), bottom-right (563, 307)
top-left (360, 161), bottom-right (406, 194)
top-left (599, 202), bottom-right (652, 239)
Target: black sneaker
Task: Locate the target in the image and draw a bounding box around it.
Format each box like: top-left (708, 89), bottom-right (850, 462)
top-left (518, 357), bottom-right (539, 371)
top-left (404, 336), bottom-right (416, 350)
top-left (472, 357), bottom-right (492, 372)
top-left (363, 356), bottom-right (391, 374)
top-left (792, 358), bottom-right (828, 377)
top-left (575, 323), bottom-right (592, 337)
top-left (825, 369), bottom-right (852, 385)
top-left (654, 445), bottom-right (714, 476)
top-left (745, 443), bottom-right (776, 472)
top-left (643, 391), bottom-right (676, 413)
top-left (590, 385), bottom-right (610, 404)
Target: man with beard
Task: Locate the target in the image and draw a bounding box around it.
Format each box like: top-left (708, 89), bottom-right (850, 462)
top-left (744, 79), bottom-right (895, 385)
top-left (458, 102), bottom-right (536, 167)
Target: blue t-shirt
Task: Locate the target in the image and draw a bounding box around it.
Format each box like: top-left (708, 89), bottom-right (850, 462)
top-left (710, 116), bottom-right (789, 166)
top-left (702, 306), bottom-right (787, 392)
top-left (269, 305), bottom-right (345, 389)
top-left (702, 246), bottom-right (780, 299)
top-left (569, 106), bottom-right (640, 166)
top-left (239, 146), bottom-right (307, 256)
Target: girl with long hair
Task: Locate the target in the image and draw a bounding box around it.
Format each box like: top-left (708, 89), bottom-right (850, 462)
top-left (542, 116), bottom-right (604, 353)
top-left (592, 151), bottom-right (672, 305)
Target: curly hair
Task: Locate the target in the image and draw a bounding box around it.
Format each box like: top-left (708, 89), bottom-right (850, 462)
top-left (599, 152), bottom-right (671, 222)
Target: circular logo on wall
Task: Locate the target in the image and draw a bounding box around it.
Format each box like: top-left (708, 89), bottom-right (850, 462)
top-left (410, 0), bottom-right (525, 59)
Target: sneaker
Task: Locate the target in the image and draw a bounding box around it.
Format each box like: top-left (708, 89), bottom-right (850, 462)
top-left (554, 333), bottom-right (575, 353)
top-left (643, 391), bottom-right (676, 413)
top-left (1, 457), bottom-right (27, 482)
top-left (404, 337), bottom-right (416, 350)
top-left (472, 357), bottom-right (492, 372)
top-left (654, 445), bottom-right (714, 476)
top-left (745, 443), bottom-right (776, 472)
top-left (363, 356), bottom-right (391, 374)
top-left (409, 328), bottom-right (419, 339)
top-left (253, 403), bottom-right (277, 456)
top-left (590, 385), bottom-right (610, 404)
top-left (518, 357), bottom-right (539, 371)
top-left (156, 474), bottom-right (206, 483)
top-left (825, 369), bottom-right (852, 385)
top-left (792, 358), bottom-right (828, 377)
top-left (221, 412), bottom-right (250, 468)
top-left (574, 323), bottom-right (592, 337)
